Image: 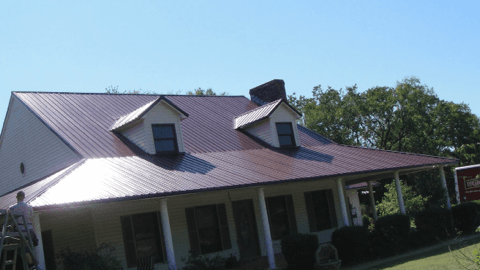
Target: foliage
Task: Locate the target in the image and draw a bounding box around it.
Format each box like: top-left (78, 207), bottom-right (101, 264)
top-left (186, 87), bottom-right (227, 96)
top-left (414, 207), bottom-right (453, 243)
top-left (331, 226), bottom-right (369, 264)
top-left (288, 76), bottom-right (480, 206)
top-left (181, 251), bottom-right (226, 270)
top-left (105, 85), bottom-right (157, 94)
top-left (452, 202), bottom-right (480, 234)
top-left (376, 180), bottom-right (429, 217)
top-left (372, 214), bottom-right (411, 256)
top-left (56, 243), bottom-right (122, 270)
top-left (281, 233), bottom-right (319, 270)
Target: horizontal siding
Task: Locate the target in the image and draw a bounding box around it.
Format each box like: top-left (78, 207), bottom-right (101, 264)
top-left (89, 178), bottom-right (342, 269)
top-left (143, 101), bottom-right (185, 154)
top-left (269, 103), bottom-right (301, 147)
top-left (40, 207), bottom-right (97, 268)
top-left (0, 97), bottom-right (80, 195)
top-left (121, 120), bottom-right (148, 152)
top-left (244, 119), bottom-right (273, 145)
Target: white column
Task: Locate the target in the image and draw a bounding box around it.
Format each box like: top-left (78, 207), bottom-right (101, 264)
top-left (258, 188), bottom-right (276, 269)
top-left (454, 169), bottom-right (461, 204)
top-left (367, 181), bottom-right (378, 221)
top-left (160, 199), bottom-right (176, 270)
top-left (439, 166), bottom-right (451, 209)
top-left (394, 171), bottom-right (406, 214)
top-left (33, 213), bottom-right (45, 270)
top-left (336, 178), bottom-right (350, 226)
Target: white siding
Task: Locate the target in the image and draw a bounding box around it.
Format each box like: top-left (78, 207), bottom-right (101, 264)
top-left (244, 119), bottom-right (273, 145)
top-left (269, 103), bottom-right (301, 147)
top-left (143, 100), bottom-right (185, 154)
top-left (121, 120), bottom-right (148, 152)
top-left (0, 97), bottom-right (81, 195)
top-left (89, 178), bottom-right (342, 270)
top-left (39, 207), bottom-right (97, 267)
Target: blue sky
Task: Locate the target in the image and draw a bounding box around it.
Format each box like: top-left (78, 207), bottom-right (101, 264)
top-left (1, 1), bottom-right (479, 129)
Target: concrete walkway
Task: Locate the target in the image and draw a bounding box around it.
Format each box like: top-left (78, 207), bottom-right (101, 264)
top-left (341, 234), bottom-right (480, 270)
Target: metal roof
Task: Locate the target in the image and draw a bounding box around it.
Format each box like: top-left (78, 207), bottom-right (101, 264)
top-left (233, 99), bottom-right (301, 129)
top-left (0, 92), bottom-right (458, 209)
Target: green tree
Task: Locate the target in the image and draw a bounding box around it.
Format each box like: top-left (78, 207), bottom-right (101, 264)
top-left (376, 180), bottom-right (429, 217)
top-left (288, 76), bottom-right (480, 205)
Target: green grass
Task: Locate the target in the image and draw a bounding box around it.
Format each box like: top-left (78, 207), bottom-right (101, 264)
top-left (370, 237), bottom-right (480, 270)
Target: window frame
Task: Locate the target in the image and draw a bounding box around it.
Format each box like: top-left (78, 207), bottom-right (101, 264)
top-left (275, 122), bottom-right (296, 148)
top-left (265, 195), bottom-right (297, 241)
top-left (304, 189), bottom-right (338, 232)
top-left (152, 124), bottom-right (179, 154)
top-left (120, 211), bottom-right (166, 268)
top-left (185, 204), bottom-right (232, 255)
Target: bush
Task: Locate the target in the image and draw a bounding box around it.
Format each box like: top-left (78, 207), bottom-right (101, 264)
top-left (331, 226), bottom-right (369, 265)
top-left (452, 202), bottom-right (480, 234)
top-left (57, 243), bottom-right (121, 270)
top-left (281, 233), bottom-right (319, 270)
top-left (181, 252), bottom-right (226, 270)
top-left (414, 207), bottom-right (453, 243)
top-left (373, 214), bottom-right (411, 255)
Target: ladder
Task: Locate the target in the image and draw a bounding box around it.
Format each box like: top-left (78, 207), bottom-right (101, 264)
top-left (0, 209), bottom-right (37, 270)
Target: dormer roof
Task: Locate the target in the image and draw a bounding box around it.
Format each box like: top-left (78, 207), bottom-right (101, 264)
top-left (233, 99), bottom-right (302, 129)
top-left (110, 96), bottom-right (189, 131)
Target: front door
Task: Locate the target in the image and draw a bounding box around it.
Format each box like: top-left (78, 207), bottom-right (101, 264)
top-left (232, 199), bottom-right (261, 260)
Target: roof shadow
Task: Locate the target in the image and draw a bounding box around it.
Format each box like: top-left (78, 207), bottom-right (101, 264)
top-left (149, 153), bottom-right (217, 175)
top-left (276, 147), bottom-right (334, 163)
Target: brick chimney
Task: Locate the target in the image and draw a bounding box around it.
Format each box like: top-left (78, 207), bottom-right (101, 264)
top-left (249, 79), bottom-right (287, 106)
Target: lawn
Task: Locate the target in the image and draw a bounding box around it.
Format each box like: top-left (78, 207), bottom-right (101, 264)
top-left (370, 236), bottom-right (480, 270)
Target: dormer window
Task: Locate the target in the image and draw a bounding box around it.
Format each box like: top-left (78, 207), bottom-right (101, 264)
top-left (276, 122), bottom-right (296, 147)
top-left (152, 124), bottom-right (178, 154)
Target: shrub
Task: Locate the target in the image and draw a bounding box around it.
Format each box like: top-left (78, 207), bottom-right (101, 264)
top-left (331, 226), bottom-right (369, 265)
top-left (281, 233), bottom-right (319, 270)
top-left (57, 243), bottom-right (121, 270)
top-left (373, 214), bottom-right (411, 255)
top-left (414, 207), bottom-right (453, 243)
top-left (452, 202), bottom-right (480, 234)
top-left (181, 251), bottom-right (226, 270)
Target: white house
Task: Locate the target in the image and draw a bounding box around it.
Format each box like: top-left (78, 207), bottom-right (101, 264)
top-left (0, 79), bottom-right (456, 269)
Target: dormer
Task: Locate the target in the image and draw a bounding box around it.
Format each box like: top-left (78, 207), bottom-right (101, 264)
top-left (111, 97), bottom-right (188, 155)
top-left (234, 98), bottom-right (302, 148)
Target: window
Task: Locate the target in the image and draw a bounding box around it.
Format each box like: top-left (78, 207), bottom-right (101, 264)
top-left (276, 122), bottom-right (296, 147)
top-left (304, 189), bottom-right (338, 232)
top-left (185, 204), bottom-right (231, 255)
top-left (121, 212), bottom-right (165, 268)
top-left (152, 124), bottom-right (178, 154)
top-left (266, 195), bottom-right (297, 240)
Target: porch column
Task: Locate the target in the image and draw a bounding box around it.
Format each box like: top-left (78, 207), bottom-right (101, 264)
top-left (160, 199), bottom-right (176, 270)
top-left (439, 166), bottom-right (452, 209)
top-left (394, 171), bottom-right (406, 214)
top-left (336, 178), bottom-right (350, 226)
top-left (454, 170), bottom-right (461, 204)
top-left (33, 213), bottom-right (45, 270)
top-left (367, 181), bottom-right (378, 221)
top-left (258, 187), bottom-right (276, 269)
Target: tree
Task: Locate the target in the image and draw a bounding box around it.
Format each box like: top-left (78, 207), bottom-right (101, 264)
top-left (186, 87), bottom-right (227, 96)
top-left (288, 77), bottom-right (480, 205)
top-left (376, 180), bottom-right (429, 217)
top-left (105, 86), bottom-right (226, 96)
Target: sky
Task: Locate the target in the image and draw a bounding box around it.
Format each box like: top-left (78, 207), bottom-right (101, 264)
top-left (1, 1), bottom-right (479, 129)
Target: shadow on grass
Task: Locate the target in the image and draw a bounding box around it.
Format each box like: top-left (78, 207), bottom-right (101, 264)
top-left (348, 235), bottom-right (480, 270)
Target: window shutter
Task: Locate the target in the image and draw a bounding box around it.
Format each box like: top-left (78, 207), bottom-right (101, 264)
top-left (326, 190), bottom-right (338, 228)
top-left (216, 204), bottom-right (232, 250)
top-left (285, 195), bottom-right (298, 234)
top-left (304, 192), bottom-right (316, 232)
top-left (185, 207), bottom-right (201, 255)
top-left (120, 216), bottom-right (137, 268)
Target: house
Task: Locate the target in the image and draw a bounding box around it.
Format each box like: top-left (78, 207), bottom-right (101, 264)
top-left (0, 79), bottom-right (457, 270)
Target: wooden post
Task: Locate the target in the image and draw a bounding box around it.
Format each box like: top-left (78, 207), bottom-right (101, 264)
top-left (368, 181), bottom-right (378, 221)
top-left (394, 171), bottom-right (406, 214)
top-left (258, 188), bottom-right (276, 269)
top-left (336, 178), bottom-right (350, 226)
top-left (160, 199), bottom-right (177, 270)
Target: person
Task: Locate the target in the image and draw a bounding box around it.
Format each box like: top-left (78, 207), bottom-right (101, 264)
top-left (9, 191), bottom-right (39, 269)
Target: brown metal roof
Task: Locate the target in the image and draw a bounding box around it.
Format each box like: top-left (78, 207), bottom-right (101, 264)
top-left (1, 92), bottom-right (458, 208)
top-left (234, 99), bottom-right (302, 129)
